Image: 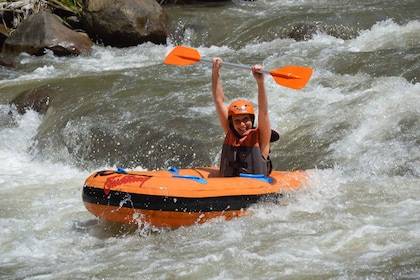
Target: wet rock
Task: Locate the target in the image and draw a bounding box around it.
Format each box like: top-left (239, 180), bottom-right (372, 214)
top-left (0, 53), bottom-right (14, 67)
top-left (288, 23), bottom-right (357, 41)
top-left (82, 0), bottom-right (169, 47)
top-left (288, 23), bottom-right (318, 41)
top-left (2, 11), bottom-right (93, 56)
top-left (9, 85), bottom-right (58, 115)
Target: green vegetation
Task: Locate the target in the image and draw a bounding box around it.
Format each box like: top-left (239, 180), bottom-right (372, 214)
top-left (0, 1), bottom-right (84, 12)
top-left (56, 0), bottom-right (84, 11)
top-left (0, 0), bottom-right (85, 30)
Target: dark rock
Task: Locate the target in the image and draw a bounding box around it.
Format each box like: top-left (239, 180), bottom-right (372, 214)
top-left (82, 0), bottom-right (169, 47)
top-left (0, 22), bottom-right (8, 50)
top-left (0, 9), bottom-right (15, 29)
top-left (288, 23), bottom-right (318, 41)
top-left (65, 15), bottom-right (83, 30)
top-left (0, 53), bottom-right (13, 67)
top-left (9, 85), bottom-right (58, 115)
top-left (2, 11), bottom-right (93, 56)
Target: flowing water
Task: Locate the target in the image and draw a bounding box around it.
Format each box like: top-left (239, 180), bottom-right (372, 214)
top-left (1, 0), bottom-right (419, 278)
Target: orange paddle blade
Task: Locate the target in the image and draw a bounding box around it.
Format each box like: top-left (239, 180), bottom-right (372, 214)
top-left (164, 46), bottom-right (201, 66)
top-left (270, 66), bottom-right (313, 90)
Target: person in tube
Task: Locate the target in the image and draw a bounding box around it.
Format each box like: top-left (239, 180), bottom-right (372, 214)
top-left (211, 57), bottom-right (278, 177)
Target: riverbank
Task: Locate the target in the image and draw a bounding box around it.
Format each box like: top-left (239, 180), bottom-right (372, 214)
top-left (1, 0), bottom-right (169, 59)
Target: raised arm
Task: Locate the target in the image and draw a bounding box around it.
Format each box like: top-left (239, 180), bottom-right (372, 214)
top-left (252, 65), bottom-right (271, 159)
top-left (212, 57), bottom-right (229, 133)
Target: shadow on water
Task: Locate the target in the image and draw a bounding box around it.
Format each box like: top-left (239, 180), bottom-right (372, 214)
top-left (72, 219), bottom-right (169, 239)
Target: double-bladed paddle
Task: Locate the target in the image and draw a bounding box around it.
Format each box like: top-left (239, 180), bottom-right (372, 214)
top-left (164, 46), bottom-right (313, 90)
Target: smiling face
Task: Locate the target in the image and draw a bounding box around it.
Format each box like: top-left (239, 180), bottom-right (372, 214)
top-left (231, 114), bottom-right (253, 136)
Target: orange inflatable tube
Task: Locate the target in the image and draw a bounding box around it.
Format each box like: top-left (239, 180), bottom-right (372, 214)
top-left (82, 167), bottom-right (307, 228)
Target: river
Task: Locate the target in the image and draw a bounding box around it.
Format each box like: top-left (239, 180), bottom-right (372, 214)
top-left (1, 0), bottom-right (419, 279)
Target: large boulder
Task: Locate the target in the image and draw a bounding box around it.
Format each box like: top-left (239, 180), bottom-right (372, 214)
top-left (82, 0), bottom-right (169, 47)
top-left (2, 11), bottom-right (93, 56)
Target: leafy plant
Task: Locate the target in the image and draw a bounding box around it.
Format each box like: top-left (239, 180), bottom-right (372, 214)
top-left (54, 0), bottom-right (84, 12)
top-left (56, 0), bottom-right (83, 10)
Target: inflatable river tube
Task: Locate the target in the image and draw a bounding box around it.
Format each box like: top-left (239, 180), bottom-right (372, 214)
top-left (82, 166), bottom-right (308, 228)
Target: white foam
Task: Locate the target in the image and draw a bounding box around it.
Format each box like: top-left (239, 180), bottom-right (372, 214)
top-left (348, 19), bottom-right (420, 52)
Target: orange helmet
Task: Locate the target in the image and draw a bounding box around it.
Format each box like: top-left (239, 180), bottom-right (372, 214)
top-left (228, 100), bottom-right (255, 117)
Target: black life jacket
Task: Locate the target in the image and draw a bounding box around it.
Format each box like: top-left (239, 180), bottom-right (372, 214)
top-left (219, 127), bottom-right (273, 177)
